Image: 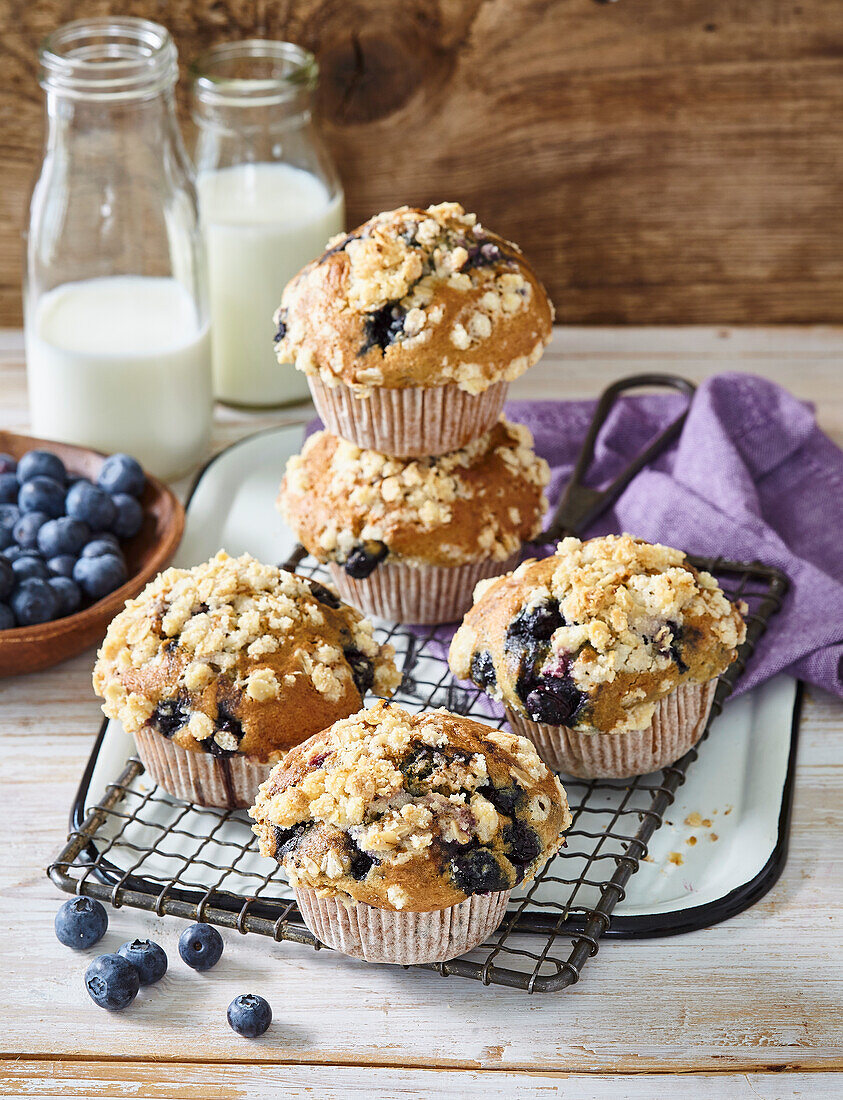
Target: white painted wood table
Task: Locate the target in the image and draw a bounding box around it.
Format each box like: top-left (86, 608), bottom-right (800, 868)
top-left (1, 328), bottom-right (841, 1099)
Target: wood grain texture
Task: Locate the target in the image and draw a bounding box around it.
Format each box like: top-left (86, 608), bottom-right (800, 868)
top-left (1, 1064), bottom-right (842, 1099)
top-left (3, 2), bottom-right (843, 325)
top-left (0, 328), bottom-right (842, 1095)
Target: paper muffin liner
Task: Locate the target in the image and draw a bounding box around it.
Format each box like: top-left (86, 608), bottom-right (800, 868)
top-left (133, 724), bottom-right (273, 810)
top-left (294, 886), bottom-right (511, 964)
top-left (505, 677), bottom-right (718, 779)
top-left (308, 375), bottom-right (509, 458)
top-left (328, 553), bottom-right (520, 625)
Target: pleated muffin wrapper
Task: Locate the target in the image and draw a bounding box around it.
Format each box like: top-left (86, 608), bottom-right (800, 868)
top-left (308, 375), bottom-right (508, 458)
top-left (133, 724), bottom-right (273, 810)
top-left (505, 677), bottom-right (718, 780)
top-left (328, 553), bottom-right (520, 626)
top-left (295, 886), bottom-right (511, 965)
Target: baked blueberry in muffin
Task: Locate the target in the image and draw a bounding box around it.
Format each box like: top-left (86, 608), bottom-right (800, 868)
top-left (250, 701), bottom-right (570, 963)
top-left (273, 202), bottom-right (554, 457)
top-left (449, 534), bottom-right (747, 778)
top-left (93, 551), bottom-right (401, 807)
top-left (278, 418), bottom-right (549, 623)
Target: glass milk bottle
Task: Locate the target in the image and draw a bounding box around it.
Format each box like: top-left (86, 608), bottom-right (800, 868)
top-left (24, 18), bottom-right (212, 480)
top-left (192, 41), bottom-right (344, 408)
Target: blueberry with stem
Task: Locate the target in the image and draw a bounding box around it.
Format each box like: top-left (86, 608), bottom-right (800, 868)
top-left (85, 954), bottom-right (140, 1011)
top-left (54, 897), bottom-right (108, 949)
top-left (117, 939), bottom-right (168, 986)
top-left (227, 994), bottom-right (272, 1037)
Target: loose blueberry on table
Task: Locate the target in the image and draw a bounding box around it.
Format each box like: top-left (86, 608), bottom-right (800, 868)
top-left (0, 448), bottom-right (146, 630)
top-left (85, 953), bottom-right (141, 1011)
top-left (54, 896), bottom-right (109, 949)
top-left (178, 922), bottom-right (224, 971)
top-left (117, 939), bottom-right (168, 986)
top-left (227, 994), bottom-right (273, 1038)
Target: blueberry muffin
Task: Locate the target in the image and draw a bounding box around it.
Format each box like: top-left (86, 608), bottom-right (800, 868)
top-left (250, 701), bottom-right (570, 963)
top-left (449, 535), bottom-right (747, 778)
top-left (279, 418), bottom-right (549, 624)
top-left (93, 551), bottom-right (401, 808)
top-left (274, 202), bottom-right (554, 457)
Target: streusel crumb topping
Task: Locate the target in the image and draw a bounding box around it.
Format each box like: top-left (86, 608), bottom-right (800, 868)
top-left (273, 203), bottom-right (554, 394)
top-left (279, 419), bottom-right (550, 569)
top-left (250, 702), bottom-right (571, 910)
top-left (449, 535), bottom-right (747, 734)
top-left (93, 552), bottom-right (401, 762)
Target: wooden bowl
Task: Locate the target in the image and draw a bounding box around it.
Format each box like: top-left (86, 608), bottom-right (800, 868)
top-left (0, 431), bottom-right (184, 677)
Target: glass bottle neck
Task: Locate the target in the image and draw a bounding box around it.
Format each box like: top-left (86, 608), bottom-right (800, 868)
top-left (193, 91), bottom-right (315, 137)
top-left (45, 83), bottom-right (178, 127)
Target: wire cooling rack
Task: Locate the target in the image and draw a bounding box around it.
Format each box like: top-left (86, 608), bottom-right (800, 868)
top-left (48, 550), bottom-right (787, 994)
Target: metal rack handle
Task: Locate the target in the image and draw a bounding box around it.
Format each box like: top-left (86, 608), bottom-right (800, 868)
top-left (544, 372), bottom-right (696, 541)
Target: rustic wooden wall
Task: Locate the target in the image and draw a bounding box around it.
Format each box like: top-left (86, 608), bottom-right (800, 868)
top-left (2, 0), bottom-right (843, 326)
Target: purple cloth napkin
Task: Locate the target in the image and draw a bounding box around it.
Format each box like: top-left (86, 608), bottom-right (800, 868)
top-left (506, 372), bottom-right (843, 698)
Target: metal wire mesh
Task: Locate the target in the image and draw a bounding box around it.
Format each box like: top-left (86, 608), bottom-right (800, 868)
top-left (48, 552), bottom-right (786, 993)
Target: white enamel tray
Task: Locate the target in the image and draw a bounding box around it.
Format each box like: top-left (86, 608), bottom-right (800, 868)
top-left (76, 424), bottom-right (800, 936)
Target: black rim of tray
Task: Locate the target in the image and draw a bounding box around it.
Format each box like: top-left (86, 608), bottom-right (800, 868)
top-left (46, 375), bottom-right (798, 992)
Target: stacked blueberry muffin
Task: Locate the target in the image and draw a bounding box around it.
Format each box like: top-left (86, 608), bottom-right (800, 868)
top-left (274, 202), bottom-right (555, 622)
top-left (274, 202), bottom-right (554, 458)
top-left (278, 419), bottom-right (549, 623)
top-left (93, 551), bottom-right (400, 807)
top-left (250, 700), bottom-right (571, 963)
top-left (449, 535), bottom-right (746, 778)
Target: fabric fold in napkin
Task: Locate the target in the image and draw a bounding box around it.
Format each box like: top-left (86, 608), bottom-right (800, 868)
top-left (508, 372), bottom-right (843, 698)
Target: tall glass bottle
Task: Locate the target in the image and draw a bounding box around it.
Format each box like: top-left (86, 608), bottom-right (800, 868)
top-left (192, 41), bottom-right (344, 408)
top-left (24, 18), bottom-right (212, 480)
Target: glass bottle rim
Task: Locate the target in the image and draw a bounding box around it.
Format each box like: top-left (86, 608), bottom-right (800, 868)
top-left (38, 17), bottom-right (178, 100)
top-left (191, 40), bottom-right (318, 109)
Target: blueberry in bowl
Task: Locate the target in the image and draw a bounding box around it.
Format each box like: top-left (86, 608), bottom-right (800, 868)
top-left (11, 577), bottom-right (59, 626)
top-left (0, 472), bottom-right (18, 504)
top-left (0, 557), bottom-right (13, 601)
top-left (65, 480), bottom-right (117, 530)
top-left (73, 553), bottom-right (128, 599)
top-left (37, 516), bottom-right (89, 558)
top-left (49, 575), bottom-right (82, 616)
top-left (0, 430), bottom-right (183, 678)
top-left (17, 449), bottom-right (66, 483)
top-left (19, 475), bottom-right (66, 518)
top-left (11, 555), bottom-right (50, 583)
top-left (13, 510), bottom-right (49, 549)
top-left (97, 453), bottom-right (145, 498)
